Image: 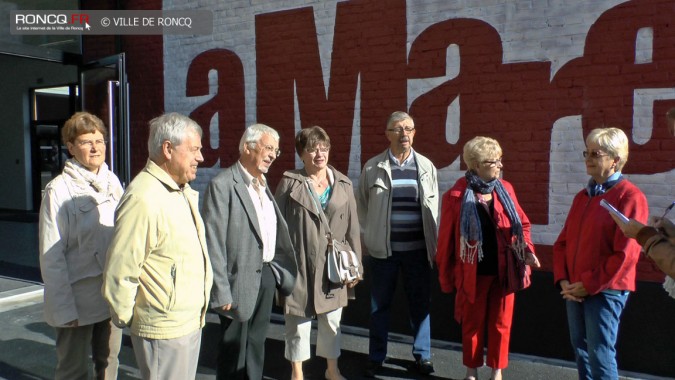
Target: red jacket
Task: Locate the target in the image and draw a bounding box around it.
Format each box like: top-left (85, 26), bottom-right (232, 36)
top-left (436, 177), bottom-right (535, 322)
top-left (553, 180), bottom-right (648, 295)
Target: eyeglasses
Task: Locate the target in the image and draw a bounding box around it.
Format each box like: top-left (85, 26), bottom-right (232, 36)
top-left (76, 139), bottom-right (107, 148)
top-left (482, 158), bottom-right (503, 167)
top-left (305, 146), bottom-right (330, 154)
top-left (387, 127), bottom-right (415, 134)
top-left (582, 150), bottom-right (609, 159)
top-left (249, 142), bottom-right (281, 157)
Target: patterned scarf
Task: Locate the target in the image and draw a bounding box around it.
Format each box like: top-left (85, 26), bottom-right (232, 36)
top-left (459, 170), bottom-right (526, 263)
top-left (586, 174), bottom-right (624, 197)
top-left (62, 159), bottom-right (118, 204)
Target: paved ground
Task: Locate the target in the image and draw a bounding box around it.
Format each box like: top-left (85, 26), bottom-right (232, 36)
top-left (0, 276), bottom-right (665, 380)
top-left (0, 217), bottom-right (669, 379)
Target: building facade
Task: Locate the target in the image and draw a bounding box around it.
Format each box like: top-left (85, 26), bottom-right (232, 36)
top-left (3, 0), bottom-right (675, 376)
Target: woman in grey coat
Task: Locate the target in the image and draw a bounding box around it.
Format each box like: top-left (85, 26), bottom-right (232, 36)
top-left (275, 126), bottom-right (361, 380)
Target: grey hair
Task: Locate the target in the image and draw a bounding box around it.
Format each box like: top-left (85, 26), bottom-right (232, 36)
top-left (148, 113), bottom-right (202, 161)
top-left (586, 127), bottom-right (629, 171)
top-left (386, 111), bottom-right (414, 130)
top-left (238, 123), bottom-right (280, 154)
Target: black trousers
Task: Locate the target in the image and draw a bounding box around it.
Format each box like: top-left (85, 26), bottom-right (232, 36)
top-left (217, 264), bottom-right (276, 380)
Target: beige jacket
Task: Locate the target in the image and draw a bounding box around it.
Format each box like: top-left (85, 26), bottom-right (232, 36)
top-left (103, 160), bottom-right (213, 340)
top-left (357, 149), bottom-right (439, 265)
top-left (275, 167), bottom-right (361, 317)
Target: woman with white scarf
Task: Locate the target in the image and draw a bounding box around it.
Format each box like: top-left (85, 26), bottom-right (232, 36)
top-left (39, 112), bottom-right (124, 380)
top-left (436, 136), bottom-right (540, 380)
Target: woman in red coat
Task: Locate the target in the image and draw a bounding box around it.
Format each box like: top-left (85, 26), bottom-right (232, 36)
top-left (436, 136), bottom-right (540, 380)
top-left (553, 127), bottom-right (648, 379)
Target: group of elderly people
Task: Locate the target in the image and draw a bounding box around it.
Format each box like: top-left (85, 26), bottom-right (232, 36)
top-left (38, 108), bottom-right (671, 380)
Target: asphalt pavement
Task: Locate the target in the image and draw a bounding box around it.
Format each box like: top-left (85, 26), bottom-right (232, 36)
top-left (1, 275), bottom-right (665, 380)
top-left (0, 215), bottom-right (667, 379)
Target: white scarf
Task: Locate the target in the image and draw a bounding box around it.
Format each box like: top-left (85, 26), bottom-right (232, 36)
top-left (62, 159), bottom-right (118, 204)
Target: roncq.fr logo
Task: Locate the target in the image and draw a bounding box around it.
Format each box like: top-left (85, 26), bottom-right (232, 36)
top-left (15, 13), bottom-right (90, 26)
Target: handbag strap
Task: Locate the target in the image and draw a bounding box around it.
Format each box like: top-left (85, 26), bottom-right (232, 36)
top-left (304, 179), bottom-right (334, 241)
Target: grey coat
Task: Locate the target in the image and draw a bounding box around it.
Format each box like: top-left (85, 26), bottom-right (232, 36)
top-left (202, 164), bottom-right (298, 322)
top-left (274, 166), bottom-right (361, 317)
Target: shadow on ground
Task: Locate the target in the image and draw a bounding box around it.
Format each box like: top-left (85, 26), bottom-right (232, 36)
top-left (198, 322), bottom-right (459, 380)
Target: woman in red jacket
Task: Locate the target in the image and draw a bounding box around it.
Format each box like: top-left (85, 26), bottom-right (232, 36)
top-left (553, 127), bottom-right (648, 380)
top-left (436, 136), bottom-right (540, 380)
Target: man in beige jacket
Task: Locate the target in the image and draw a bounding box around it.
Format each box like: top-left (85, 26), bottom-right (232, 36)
top-left (103, 113), bottom-right (213, 380)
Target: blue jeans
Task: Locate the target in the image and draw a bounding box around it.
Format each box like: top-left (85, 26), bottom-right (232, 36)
top-left (368, 250), bottom-right (431, 362)
top-left (566, 290), bottom-right (629, 380)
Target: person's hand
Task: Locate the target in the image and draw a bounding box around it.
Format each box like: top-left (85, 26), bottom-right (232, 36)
top-left (525, 251), bottom-right (541, 268)
top-left (220, 304), bottom-right (232, 312)
top-left (654, 217), bottom-right (675, 238)
top-left (347, 279), bottom-right (360, 288)
top-left (560, 281), bottom-right (587, 302)
top-left (612, 217), bottom-right (645, 239)
top-left (111, 313), bottom-right (128, 328)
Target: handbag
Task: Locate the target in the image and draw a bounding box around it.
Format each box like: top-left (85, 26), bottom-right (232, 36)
top-left (327, 236), bottom-right (363, 285)
top-left (504, 247), bottom-right (531, 294)
top-left (495, 219), bottom-right (532, 294)
top-left (305, 180), bottom-right (363, 286)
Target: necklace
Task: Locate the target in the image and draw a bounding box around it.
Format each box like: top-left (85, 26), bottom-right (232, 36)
top-left (310, 174), bottom-right (327, 188)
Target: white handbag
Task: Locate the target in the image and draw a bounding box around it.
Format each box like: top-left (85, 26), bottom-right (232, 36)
top-left (326, 236), bottom-right (362, 285)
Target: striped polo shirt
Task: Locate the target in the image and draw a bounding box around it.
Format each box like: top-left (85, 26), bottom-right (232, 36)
top-left (388, 150), bottom-right (426, 253)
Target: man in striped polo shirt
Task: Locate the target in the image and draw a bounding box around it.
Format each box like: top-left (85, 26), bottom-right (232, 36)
top-left (357, 111), bottom-right (439, 377)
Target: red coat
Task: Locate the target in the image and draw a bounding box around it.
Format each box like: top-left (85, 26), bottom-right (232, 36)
top-left (436, 177), bottom-right (535, 322)
top-left (553, 180), bottom-right (648, 294)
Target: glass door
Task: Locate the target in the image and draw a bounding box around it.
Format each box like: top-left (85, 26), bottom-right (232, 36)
top-left (29, 85), bottom-right (78, 210)
top-left (80, 53), bottom-right (131, 186)
top-left (28, 53), bottom-right (130, 210)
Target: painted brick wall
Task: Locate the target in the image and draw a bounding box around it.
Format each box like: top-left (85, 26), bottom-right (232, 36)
top-left (80, 0), bottom-right (675, 279)
top-left (107, 1), bottom-right (675, 374)
top-left (153, 0), bottom-right (675, 281)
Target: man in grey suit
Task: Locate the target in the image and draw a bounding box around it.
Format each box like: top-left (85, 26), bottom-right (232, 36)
top-left (202, 123), bottom-right (297, 380)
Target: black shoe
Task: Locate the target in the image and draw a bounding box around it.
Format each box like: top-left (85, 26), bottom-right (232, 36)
top-left (414, 359), bottom-right (435, 375)
top-left (364, 360), bottom-right (382, 378)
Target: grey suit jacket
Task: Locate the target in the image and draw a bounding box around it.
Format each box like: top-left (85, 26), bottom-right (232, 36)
top-left (202, 163), bottom-right (297, 322)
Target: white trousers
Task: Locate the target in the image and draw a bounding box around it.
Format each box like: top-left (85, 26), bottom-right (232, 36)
top-left (284, 307), bottom-right (343, 362)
